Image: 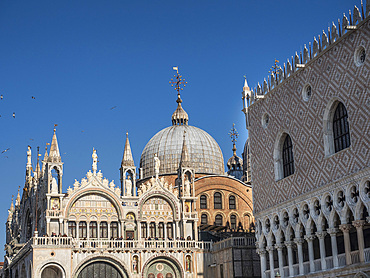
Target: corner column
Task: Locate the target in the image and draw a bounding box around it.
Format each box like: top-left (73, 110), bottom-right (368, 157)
top-left (257, 248), bottom-right (267, 278)
top-left (339, 224), bottom-right (352, 265)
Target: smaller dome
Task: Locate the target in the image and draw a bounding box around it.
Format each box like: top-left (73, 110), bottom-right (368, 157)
top-left (227, 143), bottom-right (243, 180)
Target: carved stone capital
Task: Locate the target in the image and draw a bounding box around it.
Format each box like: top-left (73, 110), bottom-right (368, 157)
top-left (256, 248), bottom-right (267, 256)
top-left (284, 241), bottom-right (295, 248)
top-left (266, 246), bottom-right (275, 252)
top-left (275, 243), bottom-right (285, 251)
top-left (304, 234), bottom-right (316, 242)
top-left (327, 228), bottom-right (339, 236)
top-left (294, 238), bottom-right (305, 245)
top-left (315, 231), bottom-right (327, 239)
top-left (352, 220), bottom-right (365, 229)
top-left (339, 224), bottom-right (352, 233)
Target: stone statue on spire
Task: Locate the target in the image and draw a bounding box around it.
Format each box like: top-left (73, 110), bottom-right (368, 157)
top-left (92, 148), bottom-right (98, 174)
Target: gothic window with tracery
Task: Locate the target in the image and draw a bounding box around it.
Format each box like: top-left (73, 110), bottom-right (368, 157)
top-left (200, 195), bottom-right (207, 209)
top-left (100, 222), bottom-right (108, 238)
top-left (282, 135), bottom-right (294, 178)
top-left (229, 195), bottom-right (236, 209)
top-left (214, 192), bottom-right (222, 209)
top-left (68, 221), bottom-right (76, 238)
top-left (333, 102), bottom-right (351, 152)
top-left (79, 221), bottom-right (87, 238)
top-left (89, 221), bottom-right (97, 238)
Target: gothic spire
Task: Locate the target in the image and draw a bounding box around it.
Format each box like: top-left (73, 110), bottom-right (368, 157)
top-left (9, 196), bottom-right (14, 212)
top-left (48, 125), bottom-right (61, 162)
top-left (179, 131), bottom-right (190, 168)
top-left (121, 132), bottom-right (135, 167)
top-left (15, 187), bottom-right (21, 206)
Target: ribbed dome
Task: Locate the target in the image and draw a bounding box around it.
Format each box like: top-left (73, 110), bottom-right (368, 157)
top-left (140, 125), bottom-right (225, 179)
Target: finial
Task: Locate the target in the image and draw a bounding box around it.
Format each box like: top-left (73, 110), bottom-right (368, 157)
top-left (170, 67), bottom-right (189, 125)
top-left (169, 66), bottom-right (187, 99)
top-left (54, 124), bottom-right (58, 132)
top-left (126, 131), bottom-right (128, 137)
top-left (229, 123), bottom-right (239, 156)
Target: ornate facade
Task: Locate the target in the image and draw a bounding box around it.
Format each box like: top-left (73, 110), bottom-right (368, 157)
top-left (242, 2), bottom-right (370, 277)
top-left (2, 72), bottom-right (255, 278)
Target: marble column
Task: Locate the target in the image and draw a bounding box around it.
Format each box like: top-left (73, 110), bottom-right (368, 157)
top-left (257, 248), bottom-right (267, 278)
top-left (352, 220), bottom-right (365, 263)
top-left (76, 221), bottom-right (79, 239)
top-left (327, 228), bottom-right (339, 268)
top-left (316, 231), bottom-right (327, 270)
top-left (266, 246), bottom-right (275, 276)
top-left (294, 238), bottom-right (304, 275)
top-left (275, 243), bottom-right (285, 278)
top-left (304, 234), bottom-right (316, 273)
top-left (285, 241), bottom-right (294, 277)
top-left (339, 224), bottom-right (352, 265)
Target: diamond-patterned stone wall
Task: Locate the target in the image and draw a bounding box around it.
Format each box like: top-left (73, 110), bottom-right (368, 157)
top-left (248, 19), bottom-right (370, 215)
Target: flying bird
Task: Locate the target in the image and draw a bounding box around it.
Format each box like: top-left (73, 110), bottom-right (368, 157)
top-left (31, 96), bottom-right (36, 99)
top-left (12, 112), bottom-right (15, 118)
top-left (110, 106), bottom-right (117, 110)
top-left (30, 139), bottom-right (34, 141)
top-left (0, 95), bottom-right (3, 100)
top-left (2, 148), bottom-right (10, 154)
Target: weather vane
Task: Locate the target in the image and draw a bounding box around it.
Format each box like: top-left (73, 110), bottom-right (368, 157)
top-left (169, 66), bottom-right (187, 96)
top-left (229, 123), bottom-right (239, 144)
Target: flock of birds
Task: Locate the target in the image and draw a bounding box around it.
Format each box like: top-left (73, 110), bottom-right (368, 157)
top-left (1, 94), bottom-right (119, 159)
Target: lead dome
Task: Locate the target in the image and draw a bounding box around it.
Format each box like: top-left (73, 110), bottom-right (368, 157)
top-left (140, 92), bottom-right (225, 179)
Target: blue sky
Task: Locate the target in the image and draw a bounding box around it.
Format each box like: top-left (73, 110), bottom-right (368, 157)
top-left (0, 0), bottom-right (360, 252)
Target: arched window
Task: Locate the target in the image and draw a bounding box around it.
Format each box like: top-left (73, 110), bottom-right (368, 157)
top-left (158, 222), bottom-right (164, 239)
top-left (282, 135), bottom-right (294, 178)
top-left (68, 221), bottom-right (76, 238)
top-left (215, 214), bottom-right (223, 226)
top-left (200, 195), bottom-right (207, 209)
top-left (229, 196), bottom-right (236, 209)
top-left (333, 102), bottom-right (351, 152)
top-left (141, 222), bottom-right (147, 239)
top-left (214, 192), bottom-right (222, 209)
top-left (89, 221), bottom-right (97, 238)
top-left (79, 221), bottom-right (87, 238)
top-left (100, 222), bottom-right (108, 238)
top-left (25, 212), bottom-right (33, 240)
top-left (111, 222), bottom-right (118, 239)
top-left (149, 222), bottom-right (156, 238)
top-left (230, 215), bottom-right (237, 230)
top-left (201, 214), bottom-right (208, 225)
top-left (166, 223), bottom-right (173, 239)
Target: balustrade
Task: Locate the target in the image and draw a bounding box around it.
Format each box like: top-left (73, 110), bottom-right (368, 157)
top-left (30, 236), bottom-right (212, 251)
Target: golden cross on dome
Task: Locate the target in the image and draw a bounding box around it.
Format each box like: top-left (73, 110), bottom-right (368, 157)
top-left (229, 123), bottom-right (239, 144)
top-left (169, 66), bottom-right (187, 95)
